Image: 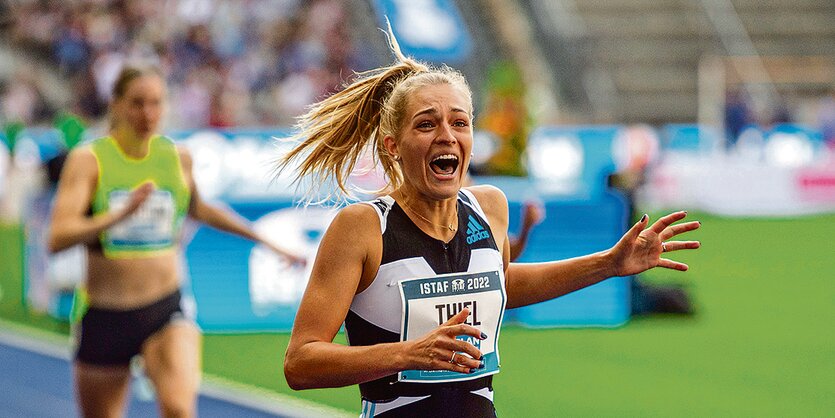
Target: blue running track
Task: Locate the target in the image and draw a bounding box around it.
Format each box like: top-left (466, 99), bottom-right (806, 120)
top-left (0, 331), bottom-right (335, 418)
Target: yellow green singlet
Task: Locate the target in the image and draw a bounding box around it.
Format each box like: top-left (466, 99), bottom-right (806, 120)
top-left (89, 135), bottom-right (191, 258)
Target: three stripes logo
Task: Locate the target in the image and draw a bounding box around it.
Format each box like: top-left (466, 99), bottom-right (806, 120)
top-left (465, 215), bottom-right (490, 244)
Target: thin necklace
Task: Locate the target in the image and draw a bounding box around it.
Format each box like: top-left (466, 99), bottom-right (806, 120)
top-left (398, 196), bottom-right (458, 232)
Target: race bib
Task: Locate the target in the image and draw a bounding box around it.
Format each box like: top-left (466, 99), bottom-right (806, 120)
top-left (106, 189), bottom-right (176, 247)
top-left (398, 270), bottom-right (505, 383)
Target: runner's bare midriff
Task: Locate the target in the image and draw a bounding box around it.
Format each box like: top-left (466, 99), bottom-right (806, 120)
top-left (85, 249), bottom-right (181, 309)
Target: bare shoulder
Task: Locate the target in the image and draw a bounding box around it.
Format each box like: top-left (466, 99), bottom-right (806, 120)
top-left (317, 202), bottom-right (381, 269)
top-left (66, 144), bottom-right (96, 163)
top-left (464, 184), bottom-right (508, 218)
top-left (63, 145), bottom-right (98, 178)
top-left (330, 202), bottom-right (381, 235)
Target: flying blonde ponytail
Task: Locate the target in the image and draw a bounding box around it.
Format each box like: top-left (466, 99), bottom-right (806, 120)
top-left (276, 23), bottom-right (472, 205)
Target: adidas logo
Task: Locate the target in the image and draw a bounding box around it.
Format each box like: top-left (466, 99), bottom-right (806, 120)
top-left (466, 215), bottom-right (490, 244)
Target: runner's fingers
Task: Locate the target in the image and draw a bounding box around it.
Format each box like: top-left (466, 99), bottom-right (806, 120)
top-left (662, 221), bottom-right (700, 240)
top-left (446, 357), bottom-right (477, 374)
top-left (624, 214), bottom-right (649, 241)
top-left (453, 339), bottom-right (484, 364)
top-left (446, 350), bottom-right (484, 371)
top-left (441, 308), bottom-right (471, 327)
top-left (657, 258), bottom-right (689, 271)
top-left (125, 182), bottom-right (154, 212)
top-left (132, 181), bottom-right (154, 200)
top-left (445, 323), bottom-right (487, 340)
top-left (659, 240), bottom-right (700, 252)
top-left (649, 211), bottom-right (687, 234)
top-left (435, 335), bottom-right (484, 363)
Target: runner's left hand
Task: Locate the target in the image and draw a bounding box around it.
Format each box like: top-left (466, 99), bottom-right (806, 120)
top-left (608, 211), bottom-right (700, 276)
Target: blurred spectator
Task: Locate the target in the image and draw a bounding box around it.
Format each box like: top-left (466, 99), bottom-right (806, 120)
top-left (724, 88), bottom-right (752, 149)
top-left (69, 69), bottom-right (107, 121)
top-left (169, 24), bottom-right (217, 83)
top-left (2, 0), bottom-right (372, 129)
top-left (769, 100), bottom-right (793, 125)
top-left (1, 69), bottom-right (55, 125)
top-left (816, 88), bottom-right (835, 147)
top-left (172, 69), bottom-right (212, 128)
top-left (54, 8), bottom-right (91, 76)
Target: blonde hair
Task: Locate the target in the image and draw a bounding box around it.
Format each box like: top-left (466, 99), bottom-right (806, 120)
top-left (276, 26), bottom-right (472, 204)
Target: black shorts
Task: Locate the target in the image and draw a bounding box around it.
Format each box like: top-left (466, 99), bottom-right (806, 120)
top-left (75, 290), bottom-right (188, 366)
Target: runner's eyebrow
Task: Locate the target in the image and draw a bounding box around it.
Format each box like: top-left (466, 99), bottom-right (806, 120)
top-left (412, 108), bottom-right (437, 119)
top-left (411, 107), bottom-right (469, 120)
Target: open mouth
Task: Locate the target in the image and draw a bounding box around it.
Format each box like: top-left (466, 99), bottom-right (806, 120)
top-left (429, 154), bottom-right (460, 176)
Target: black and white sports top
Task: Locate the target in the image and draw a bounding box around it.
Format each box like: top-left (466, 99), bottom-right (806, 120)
top-left (346, 189), bottom-right (507, 413)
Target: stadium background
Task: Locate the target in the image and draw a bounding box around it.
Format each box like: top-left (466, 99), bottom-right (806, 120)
top-left (1, 0), bottom-right (834, 416)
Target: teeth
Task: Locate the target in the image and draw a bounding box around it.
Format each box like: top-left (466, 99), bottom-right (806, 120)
top-left (429, 154), bottom-right (459, 175)
top-left (431, 154), bottom-right (458, 162)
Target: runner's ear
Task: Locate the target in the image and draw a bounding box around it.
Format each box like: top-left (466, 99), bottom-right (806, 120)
top-left (442, 307), bottom-right (470, 326)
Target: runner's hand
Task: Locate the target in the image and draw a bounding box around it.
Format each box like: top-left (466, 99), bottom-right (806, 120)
top-left (267, 243), bottom-right (306, 267)
top-left (521, 200), bottom-right (545, 230)
top-left (403, 308), bottom-right (487, 374)
top-left (609, 211), bottom-right (700, 276)
top-left (117, 182), bottom-right (154, 221)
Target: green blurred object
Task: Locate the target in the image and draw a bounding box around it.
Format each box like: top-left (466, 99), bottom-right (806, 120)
top-left (2, 121), bottom-right (25, 153)
top-left (478, 61), bottom-right (530, 176)
top-left (0, 223), bottom-right (70, 334)
top-left (54, 112), bottom-right (86, 150)
top-left (486, 61), bottom-right (525, 96)
top-left (0, 223), bottom-right (25, 318)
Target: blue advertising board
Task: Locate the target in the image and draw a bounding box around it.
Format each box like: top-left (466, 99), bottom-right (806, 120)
top-left (370, 0), bottom-right (472, 63)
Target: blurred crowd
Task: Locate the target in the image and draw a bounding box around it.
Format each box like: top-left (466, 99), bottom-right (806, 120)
top-left (1, 0), bottom-right (376, 129)
top-left (725, 87), bottom-right (835, 149)
top-left (1, 0), bottom-right (832, 154)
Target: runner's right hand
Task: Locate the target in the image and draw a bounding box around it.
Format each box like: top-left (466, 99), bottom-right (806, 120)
top-left (403, 308), bottom-right (487, 374)
top-left (119, 181), bottom-right (154, 220)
